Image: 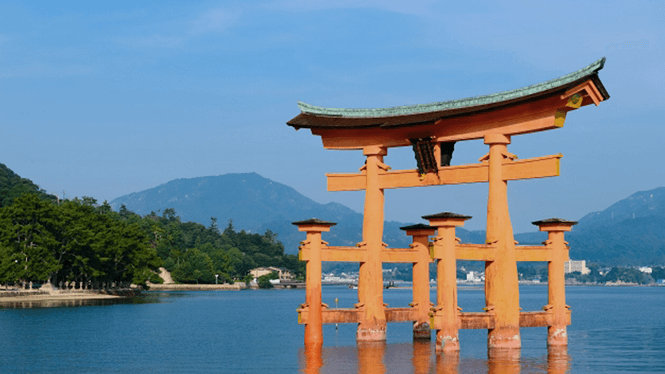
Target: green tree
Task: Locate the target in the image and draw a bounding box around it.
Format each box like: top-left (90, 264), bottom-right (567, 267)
top-left (258, 271), bottom-right (279, 289)
top-left (0, 194), bottom-right (61, 286)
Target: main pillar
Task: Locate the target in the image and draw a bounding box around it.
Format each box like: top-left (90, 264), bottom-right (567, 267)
top-left (401, 224), bottom-right (437, 340)
top-left (424, 212), bottom-right (471, 352)
top-left (357, 145), bottom-right (388, 341)
top-left (484, 134), bottom-right (521, 349)
top-left (534, 218), bottom-right (576, 346)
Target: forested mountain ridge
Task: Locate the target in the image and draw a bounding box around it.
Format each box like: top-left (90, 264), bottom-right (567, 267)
top-left (0, 165), bottom-right (303, 286)
top-left (113, 173), bottom-right (665, 265)
top-left (515, 187), bottom-right (665, 265)
top-left (110, 173), bottom-right (488, 254)
top-left (0, 163), bottom-right (56, 207)
top-left (576, 187), bottom-right (665, 229)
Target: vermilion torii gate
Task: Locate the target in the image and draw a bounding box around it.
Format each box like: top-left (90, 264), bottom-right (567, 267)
top-left (288, 58), bottom-right (609, 351)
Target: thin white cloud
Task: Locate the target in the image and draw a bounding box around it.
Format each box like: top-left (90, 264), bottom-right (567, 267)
top-left (190, 8), bottom-right (240, 35)
top-left (115, 34), bottom-right (184, 49)
top-left (113, 7), bottom-right (239, 50)
top-left (0, 63), bottom-right (95, 79)
top-left (267, 0), bottom-right (438, 17)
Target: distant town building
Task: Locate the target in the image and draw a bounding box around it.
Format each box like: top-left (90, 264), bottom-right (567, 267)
top-left (465, 271), bottom-right (484, 282)
top-left (249, 267), bottom-right (294, 280)
top-left (564, 260), bottom-right (589, 275)
top-left (638, 266), bottom-right (653, 274)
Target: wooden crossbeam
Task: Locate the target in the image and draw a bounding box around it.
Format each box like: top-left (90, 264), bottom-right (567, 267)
top-left (302, 309), bottom-right (571, 328)
top-left (299, 246), bottom-right (430, 263)
top-left (299, 243), bottom-right (563, 263)
top-left (297, 307), bottom-right (419, 325)
top-left (429, 311), bottom-right (571, 330)
top-left (455, 244), bottom-right (496, 261)
top-left (327, 154), bottom-right (561, 192)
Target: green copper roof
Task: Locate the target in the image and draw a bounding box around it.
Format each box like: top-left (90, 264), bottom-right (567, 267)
top-left (298, 58), bottom-right (606, 118)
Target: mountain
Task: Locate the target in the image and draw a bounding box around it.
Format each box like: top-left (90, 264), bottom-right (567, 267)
top-left (515, 187), bottom-right (665, 265)
top-left (110, 173), bottom-right (431, 253)
top-left (111, 173), bottom-right (665, 264)
top-left (0, 163), bottom-right (56, 207)
top-left (566, 188), bottom-right (665, 265)
top-left (576, 187), bottom-right (665, 229)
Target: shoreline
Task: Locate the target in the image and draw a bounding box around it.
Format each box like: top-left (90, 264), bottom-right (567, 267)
top-left (147, 283), bottom-right (247, 291)
top-left (0, 289), bottom-right (140, 303)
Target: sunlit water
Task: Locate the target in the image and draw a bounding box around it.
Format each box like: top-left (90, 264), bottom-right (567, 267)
top-left (0, 286), bottom-right (663, 373)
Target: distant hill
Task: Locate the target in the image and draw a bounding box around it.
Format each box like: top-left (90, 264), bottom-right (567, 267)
top-left (0, 163), bottom-right (55, 207)
top-left (111, 173), bottom-right (665, 264)
top-left (567, 187), bottom-right (665, 265)
top-left (515, 187), bottom-right (665, 265)
top-left (110, 173), bottom-right (485, 254)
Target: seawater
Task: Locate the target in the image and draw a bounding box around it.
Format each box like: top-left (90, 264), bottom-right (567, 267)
top-left (0, 286), bottom-right (663, 373)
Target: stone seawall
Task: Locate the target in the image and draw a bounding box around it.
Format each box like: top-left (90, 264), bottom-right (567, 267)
top-left (147, 283), bottom-right (247, 291)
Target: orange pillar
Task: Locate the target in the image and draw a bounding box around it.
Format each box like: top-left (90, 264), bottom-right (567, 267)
top-left (533, 218), bottom-right (576, 346)
top-left (293, 219), bottom-right (336, 347)
top-left (357, 145), bottom-right (388, 341)
top-left (484, 134), bottom-right (521, 349)
top-left (401, 224), bottom-right (436, 340)
top-left (424, 212), bottom-right (471, 352)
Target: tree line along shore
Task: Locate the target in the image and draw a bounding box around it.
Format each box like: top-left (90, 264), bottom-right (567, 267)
top-left (0, 178), bottom-right (303, 293)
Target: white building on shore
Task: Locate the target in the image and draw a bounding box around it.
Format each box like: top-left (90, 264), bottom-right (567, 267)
top-left (564, 260), bottom-right (589, 275)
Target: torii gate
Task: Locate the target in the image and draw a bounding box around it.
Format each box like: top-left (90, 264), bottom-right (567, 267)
top-left (288, 58), bottom-right (609, 351)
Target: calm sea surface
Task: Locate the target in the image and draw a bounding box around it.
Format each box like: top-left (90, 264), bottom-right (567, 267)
top-left (0, 285), bottom-right (663, 373)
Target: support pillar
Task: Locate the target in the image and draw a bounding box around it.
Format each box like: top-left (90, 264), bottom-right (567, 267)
top-left (357, 145), bottom-right (388, 341)
top-left (293, 219), bottom-right (336, 347)
top-left (401, 224), bottom-right (436, 340)
top-left (424, 212), bottom-right (471, 352)
top-left (533, 218), bottom-right (576, 346)
top-left (483, 134), bottom-right (521, 349)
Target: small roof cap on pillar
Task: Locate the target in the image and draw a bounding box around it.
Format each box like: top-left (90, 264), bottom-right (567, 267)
top-left (421, 212), bottom-right (472, 220)
top-left (399, 223), bottom-right (435, 231)
top-left (292, 218), bottom-right (337, 226)
top-left (531, 218), bottom-right (577, 226)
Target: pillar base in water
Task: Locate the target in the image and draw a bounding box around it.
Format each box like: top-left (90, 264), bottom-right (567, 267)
top-left (488, 328), bottom-right (521, 349)
top-left (413, 322), bottom-right (431, 340)
top-left (547, 326), bottom-right (568, 346)
top-left (436, 332), bottom-right (460, 352)
top-left (356, 327), bottom-right (387, 341)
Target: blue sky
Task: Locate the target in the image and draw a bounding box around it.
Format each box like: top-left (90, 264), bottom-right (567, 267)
top-left (1, 1), bottom-right (663, 233)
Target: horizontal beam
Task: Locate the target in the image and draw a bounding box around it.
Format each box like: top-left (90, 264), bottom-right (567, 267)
top-left (327, 154), bottom-right (561, 191)
top-left (299, 246), bottom-right (365, 262)
top-left (300, 244), bottom-right (565, 263)
top-left (300, 246), bottom-right (431, 263)
top-left (298, 307), bottom-right (419, 325)
top-left (455, 244), bottom-right (496, 261)
top-left (300, 308), bottom-right (571, 328)
top-left (429, 311), bottom-right (570, 330)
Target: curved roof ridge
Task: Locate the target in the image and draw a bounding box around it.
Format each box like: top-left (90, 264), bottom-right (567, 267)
top-left (298, 58), bottom-right (605, 118)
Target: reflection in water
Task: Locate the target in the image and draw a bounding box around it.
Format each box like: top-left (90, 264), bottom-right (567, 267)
top-left (358, 342), bottom-right (386, 374)
top-left (412, 340), bottom-right (432, 374)
top-left (302, 345), bottom-right (324, 374)
top-left (300, 343), bottom-right (570, 374)
top-left (435, 351), bottom-right (460, 374)
top-left (0, 294), bottom-right (163, 309)
top-left (487, 348), bottom-right (521, 374)
top-left (547, 346), bottom-right (571, 374)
